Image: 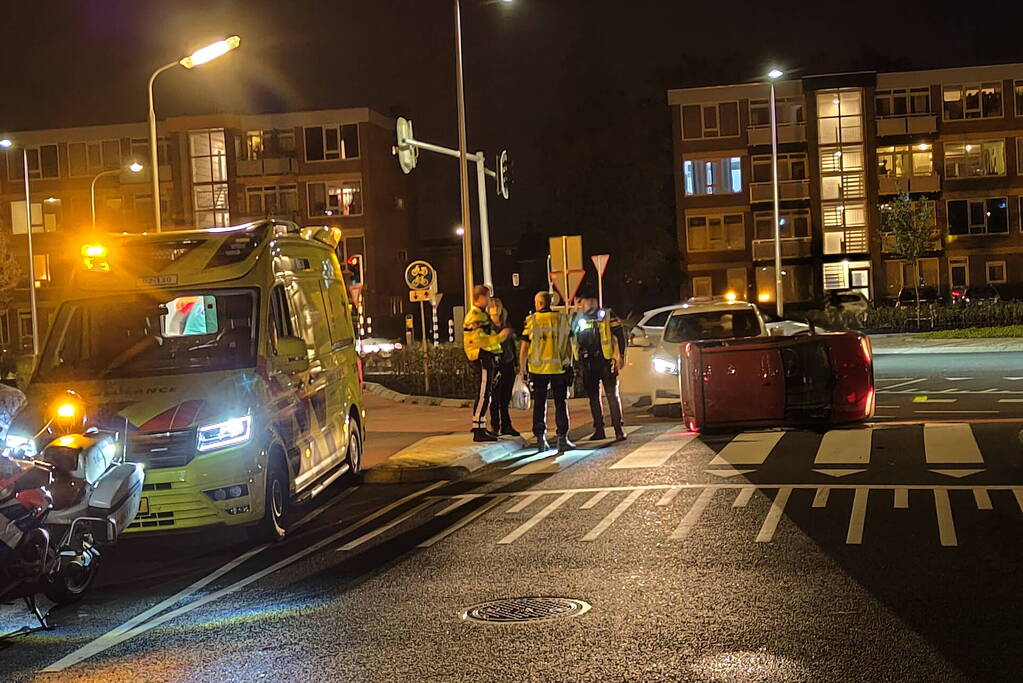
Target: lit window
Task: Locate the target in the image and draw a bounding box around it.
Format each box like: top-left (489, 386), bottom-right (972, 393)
top-left (307, 180), bottom-right (363, 217)
top-left (943, 83), bottom-right (1002, 120)
top-left (944, 140), bottom-right (1005, 178)
top-left (682, 157), bottom-right (742, 196)
top-left (686, 213), bottom-right (745, 252)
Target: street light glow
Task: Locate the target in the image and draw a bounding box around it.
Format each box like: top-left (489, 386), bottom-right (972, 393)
top-left (0, 139), bottom-right (12, 149)
top-left (455, 226), bottom-right (465, 237)
top-left (179, 36), bottom-right (241, 69)
top-left (768, 68), bottom-right (783, 80)
top-left (129, 161), bottom-right (144, 173)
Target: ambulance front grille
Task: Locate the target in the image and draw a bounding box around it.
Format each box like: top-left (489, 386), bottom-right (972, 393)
top-left (126, 430), bottom-right (196, 469)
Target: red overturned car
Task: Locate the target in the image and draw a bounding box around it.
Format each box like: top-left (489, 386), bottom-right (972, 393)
top-left (677, 330), bottom-right (874, 432)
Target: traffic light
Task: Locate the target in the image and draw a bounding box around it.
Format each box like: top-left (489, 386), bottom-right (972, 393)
top-left (394, 117), bottom-right (418, 174)
top-left (496, 149), bottom-right (512, 200)
top-left (347, 254), bottom-right (364, 286)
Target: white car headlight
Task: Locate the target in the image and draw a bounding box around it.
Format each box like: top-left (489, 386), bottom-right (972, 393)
top-left (652, 357), bottom-right (678, 375)
top-left (197, 416), bottom-right (252, 452)
top-left (3, 433), bottom-right (37, 458)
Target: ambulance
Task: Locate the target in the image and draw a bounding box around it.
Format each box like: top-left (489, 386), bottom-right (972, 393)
top-left (7, 220), bottom-right (365, 542)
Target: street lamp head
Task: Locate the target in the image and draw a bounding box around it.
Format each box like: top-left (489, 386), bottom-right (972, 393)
top-left (0, 139), bottom-right (12, 149)
top-left (129, 161), bottom-right (144, 173)
top-left (768, 68), bottom-right (783, 80)
top-left (455, 226), bottom-right (465, 237)
top-left (179, 35), bottom-right (241, 69)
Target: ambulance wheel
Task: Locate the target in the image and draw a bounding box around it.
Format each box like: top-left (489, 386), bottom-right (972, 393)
top-left (44, 555), bottom-right (100, 605)
top-left (345, 423), bottom-right (363, 476)
top-left (249, 457), bottom-right (288, 544)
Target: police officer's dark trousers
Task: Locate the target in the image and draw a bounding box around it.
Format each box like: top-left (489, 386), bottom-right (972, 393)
top-left (471, 351), bottom-right (496, 430)
top-left (490, 362), bottom-right (516, 433)
top-left (581, 356), bottom-right (623, 432)
top-left (530, 372), bottom-right (569, 439)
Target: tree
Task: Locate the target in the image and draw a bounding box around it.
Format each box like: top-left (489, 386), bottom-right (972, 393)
top-left (879, 192), bottom-right (936, 322)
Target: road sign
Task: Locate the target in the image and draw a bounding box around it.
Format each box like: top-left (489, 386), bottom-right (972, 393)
top-left (591, 254), bottom-right (610, 277)
top-left (551, 269), bottom-right (586, 306)
top-left (349, 284), bottom-right (364, 308)
top-left (404, 260), bottom-right (436, 290)
top-left (395, 117), bottom-right (418, 174)
top-left (409, 289), bottom-right (431, 302)
top-left (431, 291), bottom-right (444, 307)
top-left (549, 236), bottom-right (584, 306)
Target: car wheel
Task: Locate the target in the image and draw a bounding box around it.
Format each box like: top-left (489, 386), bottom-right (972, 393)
top-left (248, 457), bottom-right (288, 544)
top-left (345, 422), bottom-right (363, 476)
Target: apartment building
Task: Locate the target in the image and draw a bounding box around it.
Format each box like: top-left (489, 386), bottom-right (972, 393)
top-left (668, 63), bottom-right (1023, 307)
top-left (0, 107), bottom-right (415, 353)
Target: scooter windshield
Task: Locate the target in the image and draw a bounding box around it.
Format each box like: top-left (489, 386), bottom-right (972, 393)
top-left (34, 289), bottom-right (258, 382)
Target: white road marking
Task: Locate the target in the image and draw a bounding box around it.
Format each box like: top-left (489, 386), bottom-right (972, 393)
top-left (924, 423), bottom-right (983, 464)
top-left (733, 486), bottom-right (755, 508)
top-left (875, 405), bottom-right (899, 409)
top-left (894, 488), bottom-right (909, 509)
top-left (418, 497), bottom-right (505, 548)
top-left (668, 488), bottom-right (715, 541)
top-left (582, 489), bottom-right (644, 541)
top-left (436, 495), bottom-right (481, 516)
top-left (1004, 377), bottom-right (1023, 381)
top-left (338, 499), bottom-right (437, 551)
top-left (1013, 487), bottom-right (1023, 513)
top-left (581, 490), bottom-right (611, 509)
top-left (813, 469), bottom-right (867, 477)
top-left (934, 489), bottom-right (957, 547)
top-left (655, 487), bottom-right (682, 507)
top-left (515, 449), bottom-right (590, 474)
top-left (998, 399), bottom-right (1023, 403)
top-left (815, 428), bottom-right (872, 464)
top-left (916, 410), bottom-right (999, 414)
top-left (506, 492), bottom-right (542, 513)
top-left (709, 431), bottom-right (784, 466)
top-left (609, 429), bottom-right (692, 469)
top-left (812, 487), bottom-right (830, 508)
top-left (706, 467), bottom-right (756, 477)
top-left (930, 469), bottom-right (984, 478)
top-left (945, 377), bottom-right (971, 381)
top-left (44, 480), bottom-right (447, 673)
top-left (913, 397), bottom-right (957, 403)
top-left (755, 488), bottom-right (791, 543)
top-left (846, 488), bottom-right (868, 544)
top-left (878, 377), bottom-right (927, 390)
top-left (498, 492), bottom-right (575, 544)
top-left (974, 488), bottom-right (993, 510)
top-left (292, 486), bottom-right (360, 531)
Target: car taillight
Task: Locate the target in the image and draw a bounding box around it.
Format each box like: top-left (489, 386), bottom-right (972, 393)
top-left (859, 336), bottom-right (872, 363)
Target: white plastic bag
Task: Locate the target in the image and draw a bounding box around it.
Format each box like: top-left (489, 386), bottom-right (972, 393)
top-left (511, 374), bottom-right (531, 412)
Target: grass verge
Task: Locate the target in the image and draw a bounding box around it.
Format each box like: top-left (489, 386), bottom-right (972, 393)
top-left (915, 325), bottom-right (1023, 339)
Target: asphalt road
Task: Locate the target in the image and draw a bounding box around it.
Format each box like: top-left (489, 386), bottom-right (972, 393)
top-left (5, 354), bottom-right (1023, 681)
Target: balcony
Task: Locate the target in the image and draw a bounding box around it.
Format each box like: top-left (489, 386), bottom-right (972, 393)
top-left (878, 173), bottom-right (941, 195)
top-left (752, 237), bottom-right (812, 260)
top-left (876, 115), bottom-right (938, 137)
top-left (747, 123), bottom-right (806, 146)
top-left (824, 229), bottom-right (869, 255)
top-left (236, 157), bottom-right (298, 177)
top-left (749, 179), bottom-right (810, 203)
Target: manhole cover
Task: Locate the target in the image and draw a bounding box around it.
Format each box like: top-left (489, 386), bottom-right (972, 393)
top-left (461, 597), bottom-right (591, 623)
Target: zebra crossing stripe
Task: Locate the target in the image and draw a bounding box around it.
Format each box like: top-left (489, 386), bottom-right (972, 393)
top-left (709, 431), bottom-right (784, 466)
top-left (609, 429), bottom-right (691, 469)
top-left (732, 486), bottom-right (755, 508)
top-left (498, 492), bottom-right (575, 544)
top-left (418, 497), bottom-right (505, 548)
top-left (814, 428), bottom-right (872, 465)
top-left (582, 489), bottom-right (644, 541)
top-left (846, 489), bottom-right (868, 544)
top-left (974, 489), bottom-right (993, 510)
top-left (669, 488), bottom-right (715, 541)
top-left (755, 488), bottom-right (791, 543)
top-left (933, 489), bottom-right (957, 546)
top-left (924, 423), bottom-right (983, 464)
top-left (812, 488), bottom-right (830, 508)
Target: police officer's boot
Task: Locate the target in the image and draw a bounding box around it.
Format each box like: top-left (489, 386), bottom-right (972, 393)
top-left (534, 435), bottom-right (551, 452)
top-left (473, 428), bottom-right (498, 443)
top-left (557, 435), bottom-right (576, 452)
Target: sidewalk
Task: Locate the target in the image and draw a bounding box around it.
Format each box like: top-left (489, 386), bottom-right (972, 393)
top-left (869, 333), bottom-right (1023, 355)
top-left (362, 388), bottom-right (593, 484)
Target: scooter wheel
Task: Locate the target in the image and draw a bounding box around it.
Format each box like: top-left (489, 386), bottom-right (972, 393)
top-left (44, 556), bottom-right (100, 605)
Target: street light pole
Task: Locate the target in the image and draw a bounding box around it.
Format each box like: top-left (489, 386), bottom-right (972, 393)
top-left (768, 69), bottom-right (784, 317)
top-left (147, 61), bottom-right (177, 233)
top-left (454, 0), bottom-right (474, 307)
top-left (91, 162), bottom-right (144, 230)
top-left (19, 149), bottom-right (38, 358)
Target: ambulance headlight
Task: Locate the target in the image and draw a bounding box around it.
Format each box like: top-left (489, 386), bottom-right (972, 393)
top-left (197, 416), bottom-right (252, 452)
top-left (652, 357), bottom-right (678, 376)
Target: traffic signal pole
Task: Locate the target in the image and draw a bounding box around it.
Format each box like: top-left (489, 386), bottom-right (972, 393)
top-left (475, 151), bottom-right (493, 291)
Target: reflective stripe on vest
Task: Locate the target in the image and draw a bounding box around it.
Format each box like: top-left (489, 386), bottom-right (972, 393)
top-left (526, 311), bottom-right (569, 374)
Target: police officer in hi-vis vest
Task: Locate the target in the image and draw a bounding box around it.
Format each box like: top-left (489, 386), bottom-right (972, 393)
top-left (519, 291), bottom-right (575, 453)
top-left (463, 284), bottom-right (509, 442)
top-left (573, 292), bottom-right (627, 441)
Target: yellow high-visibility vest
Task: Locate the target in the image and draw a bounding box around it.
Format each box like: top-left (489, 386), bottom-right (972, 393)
top-left (523, 309), bottom-right (571, 374)
top-left (463, 305), bottom-right (501, 361)
top-left (572, 309), bottom-right (622, 362)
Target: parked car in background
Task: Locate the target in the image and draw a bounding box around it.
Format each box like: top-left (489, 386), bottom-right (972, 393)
top-left (678, 331), bottom-right (874, 432)
top-left (955, 284), bottom-right (1001, 307)
top-left (826, 290), bottom-right (869, 315)
top-left (619, 304), bottom-right (685, 397)
top-left (895, 285), bottom-right (941, 308)
top-left (760, 309), bottom-right (811, 336)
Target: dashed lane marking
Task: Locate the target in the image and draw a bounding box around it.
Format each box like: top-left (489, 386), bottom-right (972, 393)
top-left (733, 486), bottom-right (756, 508)
top-left (894, 488), bottom-right (908, 509)
top-left (846, 488), bottom-right (868, 544)
top-left (581, 490), bottom-right (611, 509)
top-left (934, 489), bottom-right (957, 546)
top-left (878, 378), bottom-right (927, 390)
top-left (583, 489), bottom-right (645, 541)
top-left (974, 488), bottom-right (993, 510)
top-left (755, 487), bottom-right (791, 543)
top-left (498, 492), bottom-right (575, 544)
top-left (418, 496), bottom-right (504, 548)
top-left (812, 487), bottom-right (830, 508)
top-left (668, 488), bottom-right (715, 541)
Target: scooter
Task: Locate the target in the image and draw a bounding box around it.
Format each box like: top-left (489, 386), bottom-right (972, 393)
top-left (0, 390), bottom-right (143, 639)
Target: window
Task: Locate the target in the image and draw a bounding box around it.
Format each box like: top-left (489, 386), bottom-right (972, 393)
top-left (67, 140), bottom-right (120, 176)
top-left (949, 257), bottom-right (969, 287)
top-left (132, 193), bottom-right (169, 227)
top-left (33, 254), bottom-right (50, 285)
top-left (17, 312), bottom-right (32, 352)
top-left (748, 97), bottom-right (804, 128)
top-left (1017, 138), bottom-right (1023, 174)
top-left (307, 180), bottom-right (363, 217)
top-left (986, 261), bottom-right (1007, 284)
top-left (246, 185), bottom-right (298, 217)
top-left (726, 268), bottom-right (747, 297)
top-left (7, 144), bottom-right (59, 180)
top-left (10, 201), bottom-right (43, 234)
top-left (947, 198), bottom-right (1008, 235)
top-left (129, 137), bottom-right (169, 165)
top-left (686, 213), bottom-right (745, 252)
top-left (243, 129), bottom-right (296, 160)
top-left (681, 102), bottom-right (740, 139)
top-left (877, 144), bottom-right (933, 177)
top-left (683, 156), bottom-right (742, 196)
top-left (663, 309), bottom-right (761, 343)
top-left (753, 209), bottom-right (810, 240)
top-left (943, 83), bottom-right (1003, 120)
top-left (304, 124), bottom-right (360, 161)
top-left (751, 153), bottom-right (806, 183)
top-left (189, 129), bottom-right (230, 228)
top-left (0, 311), bottom-right (9, 347)
top-left (875, 88), bottom-right (931, 118)
top-left (1016, 81), bottom-right (1023, 117)
top-left (690, 276), bottom-right (712, 298)
top-left (944, 140), bottom-right (1005, 178)
top-left (816, 90), bottom-right (863, 145)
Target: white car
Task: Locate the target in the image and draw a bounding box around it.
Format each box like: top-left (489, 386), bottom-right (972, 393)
top-left (619, 304), bottom-right (687, 397)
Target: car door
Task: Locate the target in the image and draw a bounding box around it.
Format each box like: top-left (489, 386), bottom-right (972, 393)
top-left (317, 261), bottom-right (357, 452)
top-left (620, 309), bottom-right (672, 396)
top-left (700, 342), bottom-right (785, 426)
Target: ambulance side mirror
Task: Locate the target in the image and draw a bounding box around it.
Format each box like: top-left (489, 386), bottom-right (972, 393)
top-left (275, 336), bottom-right (310, 373)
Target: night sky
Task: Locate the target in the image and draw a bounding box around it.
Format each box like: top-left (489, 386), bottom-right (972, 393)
top-left (5, 0), bottom-right (1022, 250)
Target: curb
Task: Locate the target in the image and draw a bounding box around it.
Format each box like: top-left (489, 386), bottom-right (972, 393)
top-left (363, 436), bottom-right (527, 484)
top-left (873, 346), bottom-right (1023, 355)
top-left (363, 381), bottom-right (470, 408)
